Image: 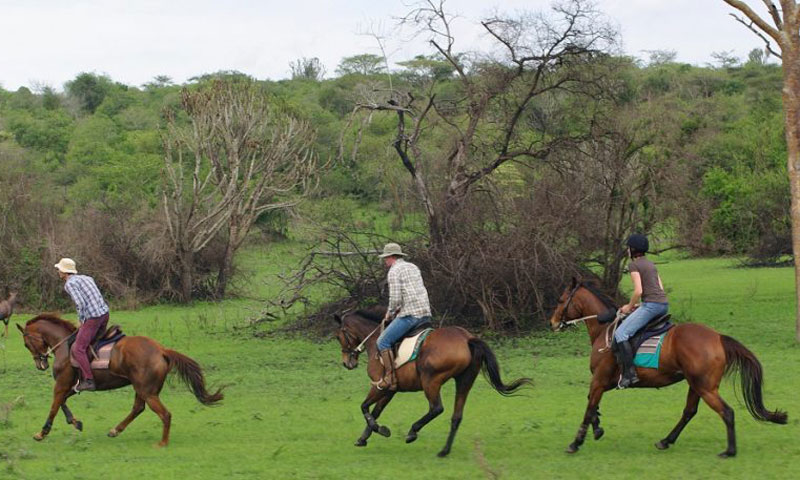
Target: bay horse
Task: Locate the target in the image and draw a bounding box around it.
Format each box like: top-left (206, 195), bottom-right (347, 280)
top-left (17, 314), bottom-right (223, 446)
top-left (548, 278), bottom-right (787, 457)
top-left (334, 308), bottom-right (532, 457)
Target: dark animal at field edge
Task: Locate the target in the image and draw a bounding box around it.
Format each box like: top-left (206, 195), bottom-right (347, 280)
top-left (1, 292), bottom-right (18, 337)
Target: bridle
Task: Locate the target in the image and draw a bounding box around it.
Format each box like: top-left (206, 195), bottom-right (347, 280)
top-left (22, 329), bottom-right (76, 364)
top-left (340, 323), bottom-right (382, 360)
top-left (556, 283), bottom-right (598, 330)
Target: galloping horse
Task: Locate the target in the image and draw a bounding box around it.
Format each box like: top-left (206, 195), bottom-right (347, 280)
top-left (334, 308), bottom-right (532, 457)
top-left (18, 314), bottom-right (223, 446)
top-left (548, 278), bottom-right (787, 457)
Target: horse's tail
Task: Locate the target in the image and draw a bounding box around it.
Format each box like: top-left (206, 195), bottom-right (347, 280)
top-left (468, 338), bottom-right (532, 396)
top-left (721, 335), bottom-right (787, 424)
top-left (163, 349), bottom-right (224, 406)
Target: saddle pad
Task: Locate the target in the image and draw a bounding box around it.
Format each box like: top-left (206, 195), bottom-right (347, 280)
top-left (392, 328), bottom-right (434, 369)
top-left (70, 342), bottom-right (115, 370)
top-left (633, 330), bottom-right (668, 369)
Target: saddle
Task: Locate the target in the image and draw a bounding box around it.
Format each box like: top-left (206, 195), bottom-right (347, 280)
top-left (68, 325), bottom-right (126, 370)
top-left (385, 321), bottom-right (434, 369)
top-left (629, 314), bottom-right (673, 353)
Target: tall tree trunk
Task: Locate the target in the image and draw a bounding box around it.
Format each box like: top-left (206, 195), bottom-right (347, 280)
top-left (215, 223), bottom-right (239, 299)
top-left (783, 46), bottom-right (800, 342)
top-left (179, 249), bottom-right (194, 303)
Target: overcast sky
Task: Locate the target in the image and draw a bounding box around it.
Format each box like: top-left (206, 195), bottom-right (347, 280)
top-left (0, 0), bottom-right (775, 91)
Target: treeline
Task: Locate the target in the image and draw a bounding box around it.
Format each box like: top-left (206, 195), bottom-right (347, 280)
top-left (0, 27), bottom-right (788, 326)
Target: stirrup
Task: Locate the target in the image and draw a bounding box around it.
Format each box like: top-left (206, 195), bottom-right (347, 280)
top-left (371, 378), bottom-right (391, 391)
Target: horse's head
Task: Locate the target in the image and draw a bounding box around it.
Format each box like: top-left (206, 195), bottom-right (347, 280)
top-left (17, 322), bottom-right (51, 371)
top-left (549, 277), bottom-right (583, 332)
top-left (334, 313), bottom-right (362, 370)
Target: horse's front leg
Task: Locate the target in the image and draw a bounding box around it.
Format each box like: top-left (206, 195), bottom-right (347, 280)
top-left (34, 384), bottom-right (71, 441)
top-left (566, 378), bottom-right (607, 454)
top-left (61, 401), bottom-right (83, 432)
top-left (591, 406), bottom-right (604, 440)
top-left (356, 388), bottom-right (395, 446)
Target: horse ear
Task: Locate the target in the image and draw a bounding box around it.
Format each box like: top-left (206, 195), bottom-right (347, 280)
top-left (16, 323), bottom-right (24, 334)
top-left (333, 314), bottom-right (342, 325)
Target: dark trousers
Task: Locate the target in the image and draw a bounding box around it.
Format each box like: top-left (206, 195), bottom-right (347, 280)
top-left (71, 313), bottom-right (108, 380)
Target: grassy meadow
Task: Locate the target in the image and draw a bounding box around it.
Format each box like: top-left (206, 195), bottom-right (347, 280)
top-left (0, 249), bottom-right (798, 479)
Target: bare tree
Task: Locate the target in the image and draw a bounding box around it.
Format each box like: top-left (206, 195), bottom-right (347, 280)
top-left (722, 0), bottom-right (800, 341)
top-left (344, 0), bottom-right (618, 246)
top-left (162, 99), bottom-right (234, 302)
top-left (178, 79), bottom-right (320, 298)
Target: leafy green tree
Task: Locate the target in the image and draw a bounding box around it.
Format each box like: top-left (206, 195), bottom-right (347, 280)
top-left (335, 54), bottom-right (386, 76)
top-left (65, 72), bottom-right (113, 114)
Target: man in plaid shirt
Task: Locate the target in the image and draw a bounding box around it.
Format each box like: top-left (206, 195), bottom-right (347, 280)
top-left (375, 243), bottom-right (432, 390)
top-left (55, 258), bottom-right (109, 392)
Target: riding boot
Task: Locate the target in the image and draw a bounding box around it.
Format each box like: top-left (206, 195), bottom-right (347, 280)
top-left (617, 340), bottom-right (639, 389)
top-left (378, 349), bottom-right (397, 391)
top-left (75, 378), bottom-right (96, 392)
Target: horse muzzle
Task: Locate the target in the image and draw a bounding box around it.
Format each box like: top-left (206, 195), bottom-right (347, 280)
top-left (34, 357), bottom-right (49, 371)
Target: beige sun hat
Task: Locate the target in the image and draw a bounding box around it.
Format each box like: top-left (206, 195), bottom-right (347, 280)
top-left (54, 258), bottom-right (78, 274)
top-left (378, 243), bottom-right (407, 258)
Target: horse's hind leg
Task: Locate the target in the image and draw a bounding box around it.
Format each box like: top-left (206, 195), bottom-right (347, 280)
top-left (656, 388), bottom-right (700, 450)
top-left (356, 389), bottom-right (395, 446)
top-left (405, 375), bottom-right (445, 445)
top-left (438, 366), bottom-right (479, 457)
top-left (108, 394), bottom-right (146, 438)
top-left (61, 403), bottom-right (83, 431)
top-left (144, 395), bottom-right (172, 447)
top-left (699, 388), bottom-right (736, 457)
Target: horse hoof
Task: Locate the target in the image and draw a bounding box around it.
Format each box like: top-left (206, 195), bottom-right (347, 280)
top-left (377, 426), bottom-right (391, 438)
top-left (437, 449), bottom-right (450, 458)
top-left (74, 420), bottom-right (83, 432)
top-left (655, 440), bottom-right (669, 450)
top-left (108, 429), bottom-right (119, 438)
top-left (354, 439), bottom-right (367, 447)
top-left (593, 428), bottom-right (604, 440)
top-left (718, 451), bottom-right (735, 459)
top-left (32, 433), bottom-right (45, 442)
top-left (155, 441), bottom-right (168, 448)
top-left (565, 443), bottom-right (579, 454)
top-left (405, 433), bottom-right (418, 444)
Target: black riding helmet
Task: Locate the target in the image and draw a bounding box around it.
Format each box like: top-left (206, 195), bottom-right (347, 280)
top-left (626, 233), bottom-right (649, 254)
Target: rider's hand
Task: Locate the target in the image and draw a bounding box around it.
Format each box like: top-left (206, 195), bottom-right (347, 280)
top-left (620, 304), bottom-right (633, 314)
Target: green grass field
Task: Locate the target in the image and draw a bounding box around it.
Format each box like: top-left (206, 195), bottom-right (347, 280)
top-left (1, 252), bottom-right (798, 479)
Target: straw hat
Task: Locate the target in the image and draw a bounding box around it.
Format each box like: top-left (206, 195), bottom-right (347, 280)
top-left (54, 258), bottom-right (78, 274)
top-left (378, 243), bottom-right (406, 258)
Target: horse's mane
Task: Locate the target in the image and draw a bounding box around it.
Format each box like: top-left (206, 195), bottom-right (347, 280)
top-left (26, 313), bottom-right (77, 332)
top-left (353, 308), bottom-right (385, 324)
top-left (580, 281), bottom-right (618, 310)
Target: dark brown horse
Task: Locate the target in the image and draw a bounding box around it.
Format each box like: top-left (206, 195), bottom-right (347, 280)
top-left (18, 314), bottom-right (223, 446)
top-left (334, 309), bottom-right (531, 457)
top-left (548, 278), bottom-right (787, 457)
top-left (1, 291), bottom-right (18, 337)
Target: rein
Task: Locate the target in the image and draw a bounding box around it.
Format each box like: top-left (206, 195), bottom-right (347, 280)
top-left (353, 324), bottom-right (382, 354)
top-left (24, 329), bottom-right (77, 359)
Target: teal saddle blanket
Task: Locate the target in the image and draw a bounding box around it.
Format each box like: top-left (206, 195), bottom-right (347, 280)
top-left (633, 329), bottom-right (670, 369)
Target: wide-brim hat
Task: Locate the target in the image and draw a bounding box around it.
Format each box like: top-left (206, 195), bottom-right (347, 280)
top-left (378, 243), bottom-right (406, 258)
top-left (54, 258), bottom-right (78, 274)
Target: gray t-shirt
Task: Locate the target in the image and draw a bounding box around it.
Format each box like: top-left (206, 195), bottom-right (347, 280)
top-left (629, 256), bottom-right (668, 303)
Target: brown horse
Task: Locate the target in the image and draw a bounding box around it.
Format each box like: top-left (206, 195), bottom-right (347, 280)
top-left (1, 291), bottom-right (18, 337)
top-left (18, 314), bottom-right (223, 446)
top-left (334, 309), bottom-right (532, 457)
top-left (548, 278), bottom-right (787, 457)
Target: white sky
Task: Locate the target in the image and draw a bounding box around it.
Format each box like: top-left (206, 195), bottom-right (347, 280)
top-left (0, 0), bottom-right (775, 91)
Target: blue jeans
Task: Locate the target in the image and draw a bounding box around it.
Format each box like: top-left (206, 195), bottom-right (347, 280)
top-left (614, 302), bottom-right (668, 343)
top-left (377, 315), bottom-right (431, 351)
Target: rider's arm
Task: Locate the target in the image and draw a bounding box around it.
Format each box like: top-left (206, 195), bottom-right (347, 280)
top-left (64, 280), bottom-right (86, 322)
top-left (658, 275), bottom-right (664, 291)
top-left (622, 271), bottom-right (643, 313)
top-left (386, 267), bottom-right (402, 320)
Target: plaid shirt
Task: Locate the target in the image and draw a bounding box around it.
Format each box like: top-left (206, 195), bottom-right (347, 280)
top-left (64, 274), bottom-right (109, 323)
top-left (386, 259), bottom-right (431, 319)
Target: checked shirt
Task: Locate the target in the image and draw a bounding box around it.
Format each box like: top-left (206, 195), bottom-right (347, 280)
top-left (64, 274), bottom-right (109, 323)
top-left (386, 259), bottom-right (431, 319)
